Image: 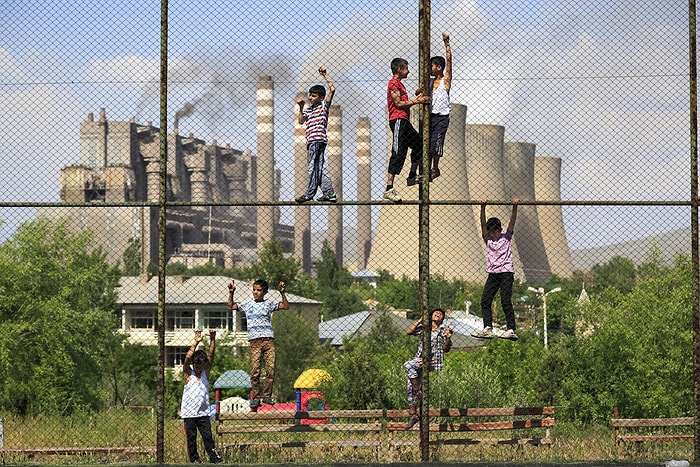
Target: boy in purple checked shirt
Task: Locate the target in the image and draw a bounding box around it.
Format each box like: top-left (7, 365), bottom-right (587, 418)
top-left (472, 198), bottom-right (519, 341)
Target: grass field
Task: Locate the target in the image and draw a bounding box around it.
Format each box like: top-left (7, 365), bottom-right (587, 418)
top-left (0, 411), bottom-right (694, 464)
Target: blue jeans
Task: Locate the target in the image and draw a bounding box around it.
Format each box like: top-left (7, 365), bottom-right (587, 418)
top-left (301, 141), bottom-right (334, 198)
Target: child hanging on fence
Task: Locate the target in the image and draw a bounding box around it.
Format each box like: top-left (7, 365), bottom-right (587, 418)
top-left (295, 66), bottom-right (338, 203)
top-left (472, 198), bottom-right (519, 341)
top-left (403, 308), bottom-right (453, 429)
top-left (228, 279), bottom-right (289, 408)
top-left (383, 57), bottom-right (432, 203)
top-left (426, 33), bottom-right (453, 182)
top-left (181, 329), bottom-right (224, 464)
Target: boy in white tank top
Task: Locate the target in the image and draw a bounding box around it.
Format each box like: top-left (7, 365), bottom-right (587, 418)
top-left (428, 33), bottom-right (452, 182)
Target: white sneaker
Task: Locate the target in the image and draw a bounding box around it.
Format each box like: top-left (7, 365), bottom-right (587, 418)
top-left (383, 187), bottom-right (402, 203)
top-left (471, 327), bottom-right (494, 339)
top-left (500, 329), bottom-right (519, 341)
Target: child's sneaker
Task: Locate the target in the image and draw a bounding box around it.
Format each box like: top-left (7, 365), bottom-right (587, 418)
top-left (295, 195), bottom-right (312, 203)
top-left (405, 415), bottom-right (420, 429)
top-left (383, 188), bottom-right (402, 203)
top-left (500, 329), bottom-right (519, 341)
top-left (471, 327), bottom-right (494, 339)
top-left (249, 398), bottom-right (261, 408)
top-left (316, 193), bottom-right (337, 203)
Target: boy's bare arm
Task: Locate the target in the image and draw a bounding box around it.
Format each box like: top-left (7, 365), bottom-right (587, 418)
top-left (507, 198), bottom-right (519, 233)
top-left (443, 33), bottom-right (452, 92)
top-left (295, 98), bottom-right (307, 125)
top-left (443, 325), bottom-right (453, 352)
top-left (183, 331), bottom-right (202, 378)
top-left (319, 67), bottom-right (335, 105)
top-left (406, 315), bottom-right (423, 335)
top-left (391, 89), bottom-right (430, 109)
top-left (278, 281), bottom-right (290, 310)
top-left (207, 330), bottom-right (216, 375)
top-left (227, 281), bottom-right (237, 310)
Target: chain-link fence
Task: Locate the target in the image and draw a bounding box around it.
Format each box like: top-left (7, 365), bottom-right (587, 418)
top-left (0, 0), bottom-right (696, 464)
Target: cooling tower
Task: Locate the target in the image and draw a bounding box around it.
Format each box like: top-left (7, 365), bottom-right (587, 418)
top-left (534, 156), bottom-right (574, 278)
top-left (356, 117), bottom-right (372, 270)
top-left (327, 105), bottom-right (343, 264)
top-left (256, 76), bottom-right (275, 248)
top-left (365, 108), bottom-right (419, 278)
top-left (294, 91), bottom-right (312, 272)
top-left (424, 104), bottom-right (483, 281)
top-left (465, 124), bottom-right (524, 280)
top-left (503, 142), bottom-right (551, 283)
top-left (366, 104), bottom-right (483, 281)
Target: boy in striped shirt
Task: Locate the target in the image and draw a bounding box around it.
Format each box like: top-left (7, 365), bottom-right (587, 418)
top-left (295, 66), bottom-right (338, 203)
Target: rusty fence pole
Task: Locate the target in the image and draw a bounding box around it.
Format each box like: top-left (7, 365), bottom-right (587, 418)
top-left (156, 0), bottom-right (169, 462)
top-left (418, 0), bottom-right (431, 461)
top-left (689, 0), bottom-right (699, 462)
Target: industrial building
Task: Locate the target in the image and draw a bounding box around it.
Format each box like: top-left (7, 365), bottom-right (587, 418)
top-left (40, 76), bottom-right (573, 283)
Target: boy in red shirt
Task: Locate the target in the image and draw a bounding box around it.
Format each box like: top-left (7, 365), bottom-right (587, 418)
top-left (383, 58), bottom-right (431, 203)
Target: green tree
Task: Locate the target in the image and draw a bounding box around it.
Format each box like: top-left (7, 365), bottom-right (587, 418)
top-left (122, 237), bottom-right (141, 276)
top-left (315, 241), bottom-right (364, 320)
top-left (591, 255), bottom-right (636, 294)
top-left (316, 241), bottom-right (352, 290)
top-left (103, 341), bottom-right (158, 408)
top-left (322, 312), bottom-right (412, 410)
top-left (245, 236), bottom-right (301, 286)
top-left (0, 218), bottom-right (121, 414)
top-left (554, 255), bottom-right (692, 422)
top-left (166, 261), bottom-right (189, 275)
top-left (636, 242), bottom-right (669, 281)
top-left (375, 276), bottom-right (418, 313)
top-left (272, 311), bottom-right (334, 402)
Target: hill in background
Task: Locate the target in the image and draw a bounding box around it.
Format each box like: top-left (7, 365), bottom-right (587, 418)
top-left (309, 226), bottom-right (692, 275)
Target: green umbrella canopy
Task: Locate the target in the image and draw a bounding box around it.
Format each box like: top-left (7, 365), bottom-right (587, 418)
top-left (213, 370), bottom-right (252, 389)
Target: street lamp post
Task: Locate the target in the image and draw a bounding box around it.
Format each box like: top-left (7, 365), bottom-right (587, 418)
top-left (527, 286), bottom-right (561, 349)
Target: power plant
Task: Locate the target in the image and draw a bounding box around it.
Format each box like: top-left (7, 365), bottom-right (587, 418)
top-left (40, 75), bottom-right (573, 283)
top-left (366, 104), bottom-right (573, 282)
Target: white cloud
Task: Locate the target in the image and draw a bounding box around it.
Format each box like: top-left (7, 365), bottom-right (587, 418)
top-left (0, 48), bottom-right (29, 84)
top-left (0, 81), bottom-right (87, 200)
top-left (0, 0), bottom-right (690, 249)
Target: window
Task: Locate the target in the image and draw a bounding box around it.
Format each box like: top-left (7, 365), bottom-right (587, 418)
top-left (166, 310), bottom-right (195, 331)
top-left (168, 346), bottom-right (189, 367)
top-left (203, 311), bottom-right (229, 330)
top-left (240, 311), bottom-right (247, 331)
top-left (131, 310), bottom-right (155, 329)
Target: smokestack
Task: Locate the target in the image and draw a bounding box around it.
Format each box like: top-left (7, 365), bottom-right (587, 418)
top-left (256, 76), bottom-right (275, 249)
top-left (356, 117), bottom-right (372, 270)
top-left (503, 142), bottom-right (551, 283)
top-left (294, 91), bottom-right (312, 272)
top-left (80, 109), bottom-right (107, 170)
top-left (534, 156), bottom-right (574, 278)
top-left (327, 105), bottom-right (343, 265)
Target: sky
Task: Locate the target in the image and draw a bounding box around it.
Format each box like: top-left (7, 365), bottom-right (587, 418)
top-left (0, 0), bottom-right (692, 250)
